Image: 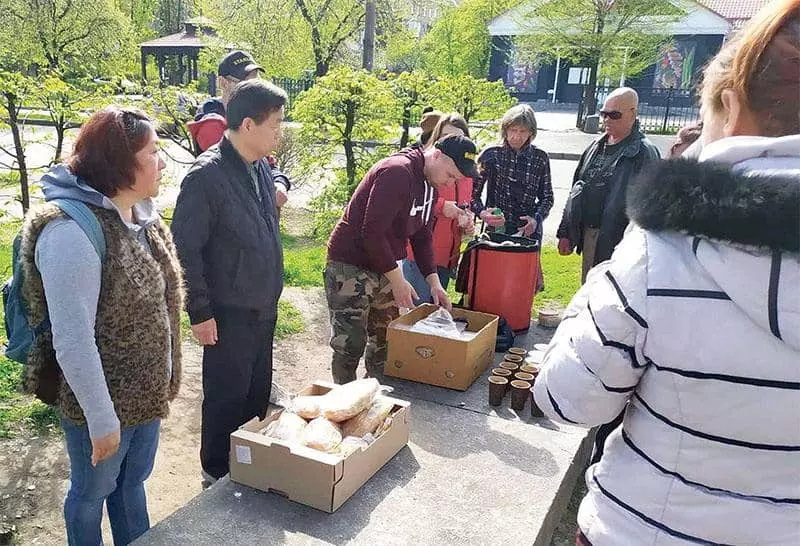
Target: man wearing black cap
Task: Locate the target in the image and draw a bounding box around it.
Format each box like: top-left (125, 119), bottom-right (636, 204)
top-left (324, 134), bottom-right (479, 383)
top-left (189, 50), bottom-right (291, 211)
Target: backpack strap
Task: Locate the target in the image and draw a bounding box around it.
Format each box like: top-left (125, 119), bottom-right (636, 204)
top-left (50, 199), bottom-right (107, 263)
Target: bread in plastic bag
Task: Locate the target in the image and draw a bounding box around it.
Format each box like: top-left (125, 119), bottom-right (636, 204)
top-left (374, 416), bottom-right (393, 438)
top-left (301, 417), bottom-right (343, 452)
top-left (320, 378), bottom-right (380, 422)
top-left (409, 308), bottom-right (462, 339)
top-left (341, 396), bottom-right (395, 438)
top-left (262, 411), bottom-right (307, 442)
top-left (292, 395), bottom-right (323, 419)
top-left (335, 436), bottom-right (370, 458)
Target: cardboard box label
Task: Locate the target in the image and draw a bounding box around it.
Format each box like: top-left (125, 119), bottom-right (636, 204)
top-left (235, 445), bottom-right (252, 465)
top-left (415, 346), bottom-right (435, 359)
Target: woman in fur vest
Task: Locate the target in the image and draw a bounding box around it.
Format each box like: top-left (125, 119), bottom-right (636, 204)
top-left (534, 0), bottom-right (800, 544)
top-left (20, 107), bottom-right (184, 545)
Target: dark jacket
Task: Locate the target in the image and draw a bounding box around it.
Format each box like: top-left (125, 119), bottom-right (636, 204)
top-left (327, 147), bottom-right (436, 276)
top-left (172, 136), bottom-right (283, 324)
top-left (557, 121), bottom-right (660, 266)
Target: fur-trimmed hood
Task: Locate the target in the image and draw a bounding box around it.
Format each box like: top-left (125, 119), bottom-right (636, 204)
top-left (627, 135), bottom-right (800, 253)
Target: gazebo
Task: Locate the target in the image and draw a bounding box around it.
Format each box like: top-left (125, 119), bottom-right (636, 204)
top-left (140, 16), bottom-right (217, 85)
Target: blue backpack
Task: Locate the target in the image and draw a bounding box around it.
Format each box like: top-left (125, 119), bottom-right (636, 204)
top-left (3, 199), bottom-right (106, 365)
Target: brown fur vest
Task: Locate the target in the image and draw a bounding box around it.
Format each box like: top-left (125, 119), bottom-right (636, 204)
top-left (20, 204), bottom-right (184, 427)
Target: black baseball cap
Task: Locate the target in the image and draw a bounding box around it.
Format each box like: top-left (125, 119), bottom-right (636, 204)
top-left (435, 135), bottom-right (479, 179)
top-left (218, 50), bottom-right (263, 80)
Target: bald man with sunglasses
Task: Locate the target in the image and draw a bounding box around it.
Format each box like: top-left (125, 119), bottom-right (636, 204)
top-left (556, 87), bottom-right (660, 282)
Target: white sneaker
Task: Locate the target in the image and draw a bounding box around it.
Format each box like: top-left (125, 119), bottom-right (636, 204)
top-left (201, 470), bottom-right (219, 489)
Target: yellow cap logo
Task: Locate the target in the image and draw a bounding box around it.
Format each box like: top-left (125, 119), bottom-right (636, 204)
top-left (464, 152), bottom-right (476, 161)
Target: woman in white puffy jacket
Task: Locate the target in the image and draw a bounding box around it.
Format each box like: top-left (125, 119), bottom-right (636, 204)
top-left (534, 1), bottom-right (800, 544)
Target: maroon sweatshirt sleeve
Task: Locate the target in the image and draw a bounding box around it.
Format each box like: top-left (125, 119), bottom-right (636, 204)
top-left (360, 166), bottom-right (410, 274)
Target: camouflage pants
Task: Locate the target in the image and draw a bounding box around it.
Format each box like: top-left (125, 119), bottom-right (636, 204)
top-left (323, 261), bottom-right (399, 384)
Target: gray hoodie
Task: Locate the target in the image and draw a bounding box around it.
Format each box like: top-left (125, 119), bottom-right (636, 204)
top-left (35, 164), bottom-right (165, 439)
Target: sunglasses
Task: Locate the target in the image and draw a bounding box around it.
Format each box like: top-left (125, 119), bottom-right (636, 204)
top-left (599, 108), bottom-right (633, 120)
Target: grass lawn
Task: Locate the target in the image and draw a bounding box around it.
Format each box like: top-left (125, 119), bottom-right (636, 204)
top-left (0, 219), bottom-right (60, 438)
top-left (281, 232), bottom-right (582, 310)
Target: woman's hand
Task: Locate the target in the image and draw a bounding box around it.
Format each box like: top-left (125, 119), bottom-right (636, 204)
top-left (91, 428), bottom-right (121, 466)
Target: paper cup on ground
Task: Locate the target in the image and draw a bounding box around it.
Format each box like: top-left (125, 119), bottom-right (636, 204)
top-left (510, 380), bottom-right (531, 412)
top-left (488, 376), bottom-right (508, 407)
top-left (507, 347), bottom-right (527, 357)
top-left (519, 364), bottom-right (539, 376)
top-left (514, 372), bottom-right (535, 382)
top-left (499, 361), bottom-right (520, 374)
top-left (504, 354), bottom-right (524, 364)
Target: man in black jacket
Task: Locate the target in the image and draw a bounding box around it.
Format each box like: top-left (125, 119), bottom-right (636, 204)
top-left (172, 80), bottom-right (287, 483)
top-left (556, 87), bottom-right (660, 282)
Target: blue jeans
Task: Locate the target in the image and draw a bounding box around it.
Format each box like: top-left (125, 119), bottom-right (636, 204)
top-left (400, 259), bottom-right (451, 306)
top-left (62, 418), bottom-right (160, 546)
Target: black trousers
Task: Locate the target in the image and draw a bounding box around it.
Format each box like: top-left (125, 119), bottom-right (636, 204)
top-left (200, 306), bottom-right (276, 479)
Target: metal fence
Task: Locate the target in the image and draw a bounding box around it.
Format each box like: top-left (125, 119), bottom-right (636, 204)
top-left (273, 77), bottom-right (315, 118)
top-left (579, 85), bottom-right (701, 134)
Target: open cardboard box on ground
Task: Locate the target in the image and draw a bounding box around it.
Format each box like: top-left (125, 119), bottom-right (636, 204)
top-left (386, 304), bottom-right (499, 391)
top-left (229, 381), bottom-right (411, 513)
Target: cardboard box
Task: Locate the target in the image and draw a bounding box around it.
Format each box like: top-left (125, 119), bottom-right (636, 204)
top-left (385, 304), bottom-right (498, 391)
top-left (229, 381), bottom-right (410, 513)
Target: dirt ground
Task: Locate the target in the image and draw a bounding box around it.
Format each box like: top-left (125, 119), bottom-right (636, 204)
top-left (0, 286), bottom-right (581, 545)
top-left (0, 287), bottom-right (335, 545)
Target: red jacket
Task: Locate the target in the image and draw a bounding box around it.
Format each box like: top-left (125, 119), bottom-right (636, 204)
top-left (407, 176), bottom-right (473, 270)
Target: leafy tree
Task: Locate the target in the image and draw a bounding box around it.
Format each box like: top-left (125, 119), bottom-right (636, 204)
top-left (0, 71), bottom-right (39, 213)
top-left (428, 75), bottom-right (515, 124)
top-left (420, 0), bottom-right (520, 78)
top-left (387, 71), bottom-right (432, 148)
top-left (292, 0), bottom-right (368, 77)
top-left (516, 0), bottom-right (682, 120)
top-left (293, 67), bottom-right (399, 196)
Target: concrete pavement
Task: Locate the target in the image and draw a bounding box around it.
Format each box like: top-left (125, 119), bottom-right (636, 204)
top-left (135, 325), bottom-right (591, 546)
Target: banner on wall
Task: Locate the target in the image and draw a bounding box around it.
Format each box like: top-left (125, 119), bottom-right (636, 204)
top-left (505, 46), bottom-right (539, 93)
top-left (653, 40), bottom-right (696, 90)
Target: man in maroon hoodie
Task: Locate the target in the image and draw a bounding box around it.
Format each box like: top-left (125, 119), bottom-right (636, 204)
top-left (325, 135), bottom-right (479, 383)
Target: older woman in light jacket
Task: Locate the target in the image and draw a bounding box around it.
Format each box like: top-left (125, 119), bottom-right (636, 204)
top-left (534, 1), bottom-right (800, 544)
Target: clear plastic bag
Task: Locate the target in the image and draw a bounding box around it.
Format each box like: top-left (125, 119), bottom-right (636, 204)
top-left (341, 396), bottom-right (395, 438)
top-left (262, 411), bottom-right (308, 442)
top-left (334, 436), bottom-right (370, 458)
top-left (409, 308), bottom-right (462, 339)
top-left (320, 378), bottom-right (380, 422)
top-left (292, 395), bottom-right (323, 420)
top-left (301, 417), bottom-right (343, 452)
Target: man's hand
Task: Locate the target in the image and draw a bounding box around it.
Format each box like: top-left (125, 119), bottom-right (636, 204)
top-left (426, 274), bottom-right (453, 311)
top-left (558, 238), bottom-right (573, 256)
top-left (390, 279), bottom-right (418, 309)
top-left (442, 201), bottom-right (461, 219)
top-left (430, 285), bottom-right (452, 311)
top-left (91, 428), bottom-right (121, 466)
top-left (460, 210), bottom-right (476, 236)
top-left (480, 209), bottom-right (505, 227)
top-left (192, 318), bottom-right (218, 346)
top-left (519, 215), bottom-right (537, 237)
top-left (275, 183), bottom-right (289, 208)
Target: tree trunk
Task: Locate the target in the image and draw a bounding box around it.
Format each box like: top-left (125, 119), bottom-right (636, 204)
top-left (400, 106), bottom-right (411, 149)
top-left (343, 101), bottom-right (357, 197)
top-left (316, 60), bottom-right (329, 78)
top-left (362, 0), bottom-right (376, 71)
top-left (584, 59), bottom-right (599, 117)
top-left (54, 114), bottom-right (66, 164)
top-left (5, 93), bottom-right (30, 213)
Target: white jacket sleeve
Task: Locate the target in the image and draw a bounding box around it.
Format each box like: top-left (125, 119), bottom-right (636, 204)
top-left (534, 227), bottom-right (650, 426)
